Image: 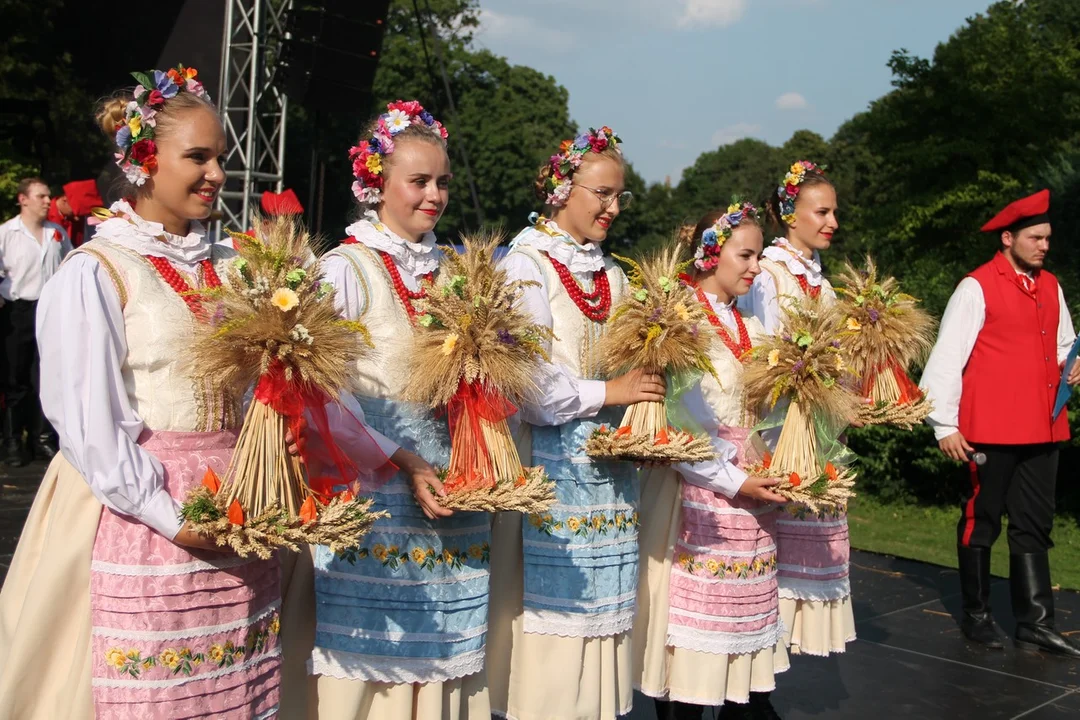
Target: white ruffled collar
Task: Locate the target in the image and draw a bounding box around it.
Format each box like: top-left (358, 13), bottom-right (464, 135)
top-left (700, 289), bottom-right (739, 331)
top-left (92, 200), bottom-right (211, 265)
top-left (344, 211), bottom-right (440, 277)
top-left (510, 217), bottom-right (605, 274)
top-left (762, 237), bottom-right (823, 287)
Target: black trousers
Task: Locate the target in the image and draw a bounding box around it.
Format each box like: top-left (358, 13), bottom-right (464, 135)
top-left (0, 299), bottom-right (44, 441)
top-left (958, 443), bottom-right (1057, 554)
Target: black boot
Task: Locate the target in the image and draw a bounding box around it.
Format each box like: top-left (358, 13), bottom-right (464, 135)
top-left (654, 698), bottom-right (708, 720)
top-left (654, 698), bottom-right (674, 720)
top-left (1, 407), bottom-right (19, 465)
top-left (717, 701), bottom-right (754, 719)
top-left (748, 691), bottom-right (782, 720)
top-left (31, 432), bottom-right (57, 460)
top-left (1011, 553), bottom-right (1080, 657)
top-left (957, 545), bottom-right (1006, 648)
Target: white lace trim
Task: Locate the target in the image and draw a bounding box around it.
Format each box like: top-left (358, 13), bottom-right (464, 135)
top-left (92, 647), bottom-right (280, 689)
top-left (511, 221), bottom-right (605, 273)
top-left (681, 500), bottom-right (773, 517)
top-left (315, 567), bottom-right (489, 586)
top-left (776, 518), bottom-right (849, 529)
top-left (93, 601), bottom-right (280, 642)
top-left (669, 606), bottom-right (778, 625)
top-left (523, 589), bottom-right (637, 610)
top-left (532, 449), bottom-right (596, 465)
top-left (777, 576), bottom-right (851, 601)
top-left (667, 616), bottom-right (785, 656)
top-left (92, 199), bottom-right (211, 265)
top-left (524, 535), bottom-right (637, 552)
top-left (364, 523), bottom-right (488, 537)
top-left (673, 570), bottom-right (776, 588)
top-left (678, 541), bottom-right (776, 558)
top-left (308, 646), bottom-right (484, 684)
top-left (91, 554), bottom-right (254, 577)
top-left (522, 607), bottom-right (633, 638)
top-left (553, 501), bottom-right (636, 513)
top-left (344, 212), bottom-right (439, 277)
top-left (763, 238), bottom-right (823, 286)
top-left (317, 622), bottom-right (486, 643)
top-left (777, 562), bottom-right (849, 576)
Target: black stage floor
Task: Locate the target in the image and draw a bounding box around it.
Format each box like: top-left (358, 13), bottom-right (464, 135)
top-left (2, 461), bottom-right (1078, 719)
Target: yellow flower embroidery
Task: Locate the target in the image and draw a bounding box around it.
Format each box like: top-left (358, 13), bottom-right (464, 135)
top-left (268, 617), bottom-right (280, 635)
top-left (705, 558), bottom-right (720, 574)
top-left (442, 548), bottom-right (455, 564)
top-left (372, 543), bottom-right (388, 561)
top-left (528, 514), bottom-right (543, 528)
top-left (208, 644), bottom-right (225, 664)
top-left (567, 517), bottom-right (581, 531)
top-left (412, 547), bottom-right (428, 564)
top-left (106, 648), bottom-right (126, 669)
top-left (159, 649), bottom-right (181, 670)
top-left (468, 544), bottom-right (484, 560)
top-left (271, 288), bottom-right (300, 312)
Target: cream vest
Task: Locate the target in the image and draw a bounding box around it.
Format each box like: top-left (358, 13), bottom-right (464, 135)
top-left (73, 242), bottom-right (243, 432)
top-left (508, 244), bottom-right (627, 379)
top-left (759, 256), bottom-right (837, 313)
top-left (699, 311), bottom-right (767, 428)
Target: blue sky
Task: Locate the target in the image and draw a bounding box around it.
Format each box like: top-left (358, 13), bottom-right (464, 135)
top-left (473, 0), bottom-right (999, 185)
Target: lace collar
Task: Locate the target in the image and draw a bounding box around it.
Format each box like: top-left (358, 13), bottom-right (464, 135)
top-left (344, 210), bottom-right (440, 277)
top-left (762, 237), bottom-right (823, 287)
top-left (92, 200), bottom-right (211, 265)
top-left (510, 216), bottom-right (605, 274)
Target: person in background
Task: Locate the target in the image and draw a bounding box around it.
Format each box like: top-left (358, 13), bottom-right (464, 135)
top-left (922, 189), bottom-right (1080, 657)
top-left (0, 177), bottom-right (71, 466)
top-left (47, 179), bottom-right (104, 248)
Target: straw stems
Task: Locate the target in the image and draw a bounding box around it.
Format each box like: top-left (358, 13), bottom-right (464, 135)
top-left (221, 399), bottom-right (309, 518)
top-left (621, 400), bottom-right (667, 438)
top-left (438, 465), bottom-right (556, 513)
top-left (772, 400), bottom-right (819, 480)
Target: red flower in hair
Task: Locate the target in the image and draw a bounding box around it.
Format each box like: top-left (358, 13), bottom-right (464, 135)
top-left (786, 183), bottom-right (800, 197)
top-left (142, 155), bottom-right (158, 173)
top-left (390, 99), bottom-right (422, 116)
top-left (130, 139), bottom-right (157, 163)
top-left (589, 135), bottom-right (609, 152)
top-left (147, 89), bottom-right (165, 107)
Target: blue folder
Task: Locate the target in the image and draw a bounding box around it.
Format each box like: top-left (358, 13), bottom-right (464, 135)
top-left (1053, 336), bottom-right (1080, 421)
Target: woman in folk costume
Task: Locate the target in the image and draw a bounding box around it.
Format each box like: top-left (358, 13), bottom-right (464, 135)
top-left (305, 101), bottom-right (492, 719)
top-left (636, 204), bottom-right (788, 720)
top-left (486, 128), bottom-right (666, 720)
top-left (737, 161), bottom-right (855, 657)
top-left (0, 66), bottom-right (287, 719)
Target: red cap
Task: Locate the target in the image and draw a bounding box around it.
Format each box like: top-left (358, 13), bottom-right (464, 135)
top-left (62, 179), bottom-right (104, 217)
top-left (980, 189), bottom-right (1050, 233)
top-left (260, 189), bottom-right (304, 216)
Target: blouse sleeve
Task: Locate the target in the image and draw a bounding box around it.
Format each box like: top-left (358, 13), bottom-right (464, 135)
top-left (36, 253), bottom-right (182, 539)
top-left (321, 252), bottom-right (369, 321)
top-left (500, 251), bottom-right (606, 426)
top-left (737, 271), bottom-right (781, 335)
top-left (672, 382), bottom-right (747, 498)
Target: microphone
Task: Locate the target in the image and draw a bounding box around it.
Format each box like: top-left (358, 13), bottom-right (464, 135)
top-left (967, 451), bottom-right (987, 466)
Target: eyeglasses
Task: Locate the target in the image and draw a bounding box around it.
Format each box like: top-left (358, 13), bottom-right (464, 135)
top-left (574, 184), bottom-right (633, 210)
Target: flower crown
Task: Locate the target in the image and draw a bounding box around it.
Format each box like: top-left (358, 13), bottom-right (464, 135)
top-left (777, 160), bottom-right (825, 225)
top-left (694, 198), bottom-right (763, 271)
top-left (543, 126), bottom-right (621, 207)
top-left (113, 65), bottom-right (208, 186)
top-left (348, 100), bottom-right (448, 206)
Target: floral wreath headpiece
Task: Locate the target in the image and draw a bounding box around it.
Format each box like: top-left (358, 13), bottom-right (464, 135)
top-left (113, 65), bottom-right (208, 186)
top-left (543, 126), bottom-right (621, 207)
top-left (777, 160), bottom-right (825, 225)
top-left (695, 198), bottom-right (763, 271)
top-left (348, 100), bottom-right (448, 206)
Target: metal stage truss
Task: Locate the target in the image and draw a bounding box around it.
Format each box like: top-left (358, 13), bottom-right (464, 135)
top-left (215, 0), bottom-right (291, 237)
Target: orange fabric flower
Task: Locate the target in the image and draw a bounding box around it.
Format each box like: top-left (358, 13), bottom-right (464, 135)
top-left (788, 472), bottom-right (802, 488)
top-left (825, 462), bottom-right (838, 481)
top-left (339, 489), bottom-right (355, 503)
top-left (654, 427), bottom-right (670, 446)
top-left (762, 452), bottom-right (772, 470)
top-left (300, 496), bottom-right (318, 524)
top-left (227, 499), bottom-right (245, 525)
top-left (615, 425), bottom-right (633, 437)
top-left (598, 424), bottom-right (608, 433)
top-left (201, 468), bottom-right (221, 494)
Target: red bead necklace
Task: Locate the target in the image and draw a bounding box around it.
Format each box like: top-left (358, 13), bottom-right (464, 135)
top-left (545, 253), bottom-right (611, 323)
top-left (378, 250), bottom-right (433, 320)
top-left (695, 287), bottom-right (752, 359)
top-left (147, 256), bottom-right (221, 320)
top-left (794, 273), bottom-right (822, 299)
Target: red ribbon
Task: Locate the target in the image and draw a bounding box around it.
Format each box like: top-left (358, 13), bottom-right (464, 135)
top-left (863, 358), bottom-right (924, 404)
top-left (254, 361), bottom-right (395, 502)
top-left (442, 379), bottom-right (517, 494)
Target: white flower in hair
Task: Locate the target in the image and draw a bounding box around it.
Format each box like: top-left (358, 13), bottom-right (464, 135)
top-left (386, 109), bottom-right (412, 134)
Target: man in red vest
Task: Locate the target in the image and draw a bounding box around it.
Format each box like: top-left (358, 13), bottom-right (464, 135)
top-left (922, 189), bottom-right (1080, 656)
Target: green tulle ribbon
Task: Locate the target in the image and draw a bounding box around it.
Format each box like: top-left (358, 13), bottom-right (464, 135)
top-left (753, 400), bottom-right (857, 467)
top-left (665, 368), bottom-right (706, 435)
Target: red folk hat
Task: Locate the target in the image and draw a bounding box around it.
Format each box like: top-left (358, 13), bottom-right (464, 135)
top-left (260, 188), bottom-right (304, 216)
top-left (980, 189), bottom-right (1050, 233)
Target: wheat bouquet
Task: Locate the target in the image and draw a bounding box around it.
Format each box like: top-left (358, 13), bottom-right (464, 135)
top-left (584, 244), bottom-right (719, 463)
top-left (178, 216), bottom-right (389, 558)
top-left (833, 256), bottom-right (937, 429)
top-left (741, 298), bottom-right (861, 511)
top-left (400, 233), bottom-right (556, 513)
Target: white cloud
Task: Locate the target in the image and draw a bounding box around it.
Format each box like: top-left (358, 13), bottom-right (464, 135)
top-left (676, 0), bottom-right (748, 28)
top-left (474, 9), bottom-right (575, 52)
top-left (711, 123), bottom-right (761, 146)
top-left (775, 92), bottom-right (809, 110)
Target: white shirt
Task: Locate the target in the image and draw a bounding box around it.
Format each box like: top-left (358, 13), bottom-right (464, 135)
top-left (38, 205), bottom-right (397, 539)
top-left (921, 273), bottom-right (1077, 441)
top-left (0, 216), bottom-right (72, 301)
top-left (737, 238), bottom-right (824, 334)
